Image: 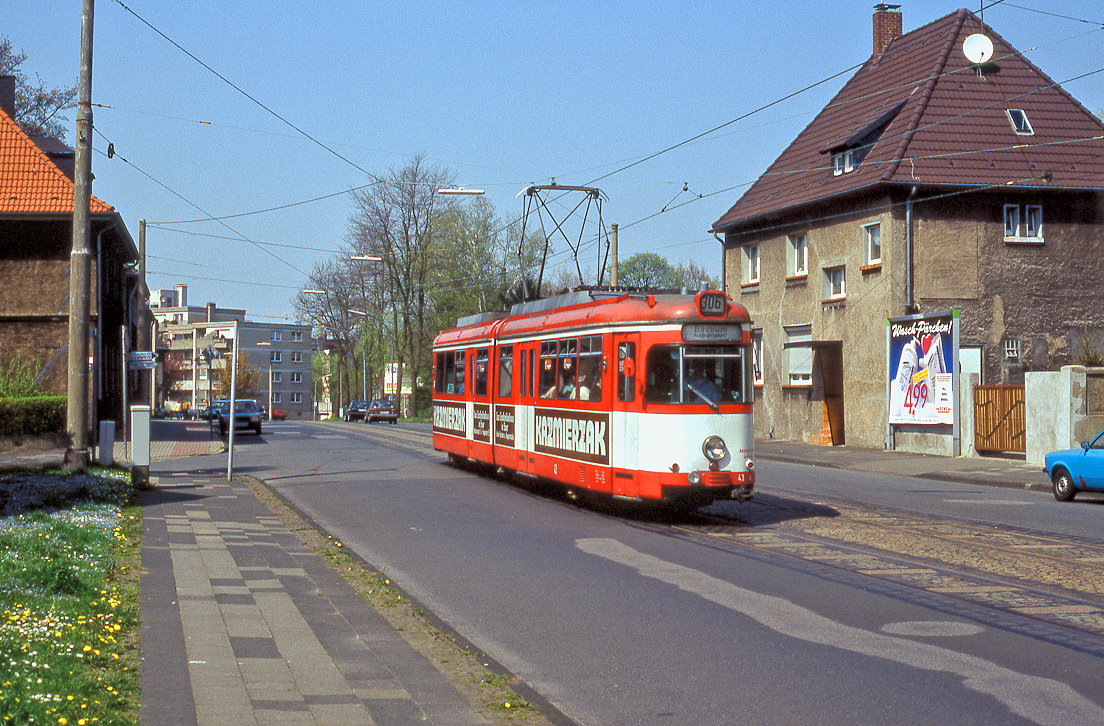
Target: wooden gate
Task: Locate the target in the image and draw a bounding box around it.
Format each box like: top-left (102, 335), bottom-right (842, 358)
top-left (973, 385), bottom-right (1025, 453)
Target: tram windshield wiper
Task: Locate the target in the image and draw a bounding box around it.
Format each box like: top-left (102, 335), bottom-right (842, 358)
top-left (686, 382), bottom-right (720, 412)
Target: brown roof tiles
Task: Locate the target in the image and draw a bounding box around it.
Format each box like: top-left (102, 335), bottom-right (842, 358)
top-left (712, 9), bottom-right (1104, 232)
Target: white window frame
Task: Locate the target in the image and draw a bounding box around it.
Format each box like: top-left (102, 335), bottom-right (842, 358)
top-left (271, 331), bottom-right (283, 342)
top-left (271, 371), bottom-right (282, 384)
top-left (1004, 339), bottom-right (1021, 360)
top-left (1006, 109), bottom-right (1034, 135)
top-left (270, 350), bottom-right (282, 363)
top-left (291, 393), bottom-right (303, 404)
top-left (823, 266), bottom-right (846, 301)
top-left (743, 245), bottom-right (760, 285)
top-left (862, 223), bottom-right (881, 265)
top-left (292, 351), bottom-right (304, 363)
top-left (785, 325), bottom-right (813, 386)
top-left (831, 149), bottom-right (855, 176)
top-left (291, 372), bottom-right (303, 384)
top-left (1004, 203), bottom-right (1044, 242)
top-left (788, 234), bottom-right (808, 277)
top-left (291, 331), bottom-right (303, 342)
top-left (271, 392), bottom-right (282, 404)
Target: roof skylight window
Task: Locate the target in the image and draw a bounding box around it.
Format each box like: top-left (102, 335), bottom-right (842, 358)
top-left (1006, 109), bottom-right (1034, 135)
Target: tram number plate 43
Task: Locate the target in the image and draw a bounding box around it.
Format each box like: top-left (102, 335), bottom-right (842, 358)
top-left (683, 324), bottom-right (742, 343)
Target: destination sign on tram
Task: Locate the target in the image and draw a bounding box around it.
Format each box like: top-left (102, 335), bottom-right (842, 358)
top-left (682, 323), bottom-right (743, 343)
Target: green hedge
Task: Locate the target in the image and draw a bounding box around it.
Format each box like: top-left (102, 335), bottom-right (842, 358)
top-left (0, 396), bottom-right (66, 436)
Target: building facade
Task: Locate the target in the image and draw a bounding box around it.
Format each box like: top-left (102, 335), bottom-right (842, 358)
top-left (152, 286), bottom-right (315, 419)
top-left (711, 8), bottom-right (1104, 453)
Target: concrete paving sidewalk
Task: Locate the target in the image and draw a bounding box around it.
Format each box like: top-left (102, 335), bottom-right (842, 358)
top-left (754, 438), bottom-right (1047, 492)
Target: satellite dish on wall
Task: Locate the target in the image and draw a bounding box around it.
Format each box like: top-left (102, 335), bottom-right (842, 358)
top-left (962, 33), bottom-right (994, 64)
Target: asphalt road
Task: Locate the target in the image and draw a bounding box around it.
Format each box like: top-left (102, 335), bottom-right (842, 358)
top-left (208, 420), bottom-right (1104, 726)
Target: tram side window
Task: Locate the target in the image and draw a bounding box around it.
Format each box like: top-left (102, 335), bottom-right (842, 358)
top-left (539, 341), bottom-right (557, 398)
top-left (452, 351), bottom-right (466, 394)
top-left (577, 335), bottom-right (603, 402)
top-left (474, 348), bottom-right (489, 397)
top-left (498, 345), bottom-right (513, 398)
top-left (617, 342), bottom-right (635, 402)
top-left (557, 338), bottom-right (578, 399)
top-left (644, 345), bottom-right (748, 405)
top-left (529, 348), bottom-right (536, 398)
top-left (434, 353), bottom-right (444, 394)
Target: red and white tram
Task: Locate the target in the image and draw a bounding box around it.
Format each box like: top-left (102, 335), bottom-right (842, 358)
top-left (431, 289), bottom-right (756, 508)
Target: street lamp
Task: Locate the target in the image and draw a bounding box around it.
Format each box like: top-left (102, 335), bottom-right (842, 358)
top-left (437, 187), bottom-right (485, 195)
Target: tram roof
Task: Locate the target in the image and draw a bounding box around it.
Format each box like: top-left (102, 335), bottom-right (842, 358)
top-left (434, 289), bottom-right (751, 347)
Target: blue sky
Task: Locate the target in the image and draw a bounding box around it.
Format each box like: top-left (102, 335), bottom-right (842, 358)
top-left (5, 0), bottom-right (1102, 321)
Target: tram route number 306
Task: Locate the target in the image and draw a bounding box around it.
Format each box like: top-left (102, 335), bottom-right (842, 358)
top-left (698, 292), bottom-right (727, 317)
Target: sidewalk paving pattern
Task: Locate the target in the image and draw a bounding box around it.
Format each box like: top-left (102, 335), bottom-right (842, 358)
top-left (1, 420), bottom-right (1055, 725)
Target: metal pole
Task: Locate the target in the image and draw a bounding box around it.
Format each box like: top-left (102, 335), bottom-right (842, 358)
top-left (227, 321), bottom-right (238, 481)
top-left (64, 0), bottom-right (95, 469)
top-left (610, 223), bottom-right (619, 287)
top-left (268, 360), bottom-right (273, 421)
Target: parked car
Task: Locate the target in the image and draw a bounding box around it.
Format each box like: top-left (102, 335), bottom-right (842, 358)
top-left (201, 402), bottom-right (225, 421)
top-left (1044, 429), bottom-right (1104, 501)
top-left (345, 400), bottom-right (369, 422)
top-left (272, 409), bottom-right (287, 421)
top-left (217, 399), bottom-right (263, 436)
top-left (366, 398), bottom-right (398, 424)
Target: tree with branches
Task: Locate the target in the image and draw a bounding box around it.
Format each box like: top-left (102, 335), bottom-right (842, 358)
top-left (0, 35), bottom-right (77, 140)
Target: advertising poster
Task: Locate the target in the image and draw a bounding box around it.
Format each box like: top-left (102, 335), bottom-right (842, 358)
top-left (888, 311), bottom-right (957, 425)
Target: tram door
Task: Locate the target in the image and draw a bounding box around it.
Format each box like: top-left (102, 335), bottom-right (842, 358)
top-left (612, 333), bottom-right (640, 497)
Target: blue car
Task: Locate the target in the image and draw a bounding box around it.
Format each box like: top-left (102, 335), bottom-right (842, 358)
top-left (1044, 429), bottom-right (1104, 501)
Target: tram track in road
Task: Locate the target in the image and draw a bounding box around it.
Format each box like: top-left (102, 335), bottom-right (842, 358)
top-left (677, 493), bottom-right (1104, 652)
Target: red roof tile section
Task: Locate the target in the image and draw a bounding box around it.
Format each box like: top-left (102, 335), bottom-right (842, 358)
top-left (0, 106), bottom-right (113, 214)
top-left (713, 9), bottom-right (1104, 232)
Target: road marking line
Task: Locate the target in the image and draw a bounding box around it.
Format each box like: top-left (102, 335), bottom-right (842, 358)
top-left (576, 537), bottom-right (1104, 725)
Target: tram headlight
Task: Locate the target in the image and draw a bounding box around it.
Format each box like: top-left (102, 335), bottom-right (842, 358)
top-left (703, 435), bottom-right (728, 462)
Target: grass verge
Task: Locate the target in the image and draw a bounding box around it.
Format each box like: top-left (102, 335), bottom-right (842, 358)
top-left (0, 467), bottom-right (141, 726)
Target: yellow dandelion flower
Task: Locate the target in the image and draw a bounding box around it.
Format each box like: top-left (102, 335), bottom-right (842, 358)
top-left (82, 646), bottom-right (92, 652)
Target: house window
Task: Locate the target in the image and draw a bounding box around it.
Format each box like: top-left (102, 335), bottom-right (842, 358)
top-left (292, 351), bottom-right (303, 363)
top-left (831, 149), bottom-right (855, 175)
top-left (822, 266), bottom-right (846, 301)
top-left (270, 351), bottom-right (282, 363)
top-left (271, 331), bottom-right (283, 342)
top-left (291, 331), bottom-right (303, 342)
top-left (787, 235), bottom-right (808, 277)
top-left (291, 393), bottom-right (303, 404)
top-left (291, 372), bottom-right (303, 383)
top-left (1004, 339), bottom-right (1021, 360)
top-left (785, 325), bottom-right (813, 386)
top-left (1006, 109), bottom-right (1034, 135)
top-left (752, 330), bottom-right (764, 385)
top-left (863, 223), bottom-right (881, 265)
top-left (1004, 204), bottom-right (1044, 242)
top-left (271, 371), bottom-right (282, 384)
top-left (742, 245), bottom-right (760, 286)
top-left (272, 392), bottom-right (281, 403)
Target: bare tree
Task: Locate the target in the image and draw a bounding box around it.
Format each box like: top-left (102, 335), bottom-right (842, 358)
top-left (346, 156), bottom-right (454, 414)
top-left (0, 35), bottom-right (77, 140)
top-left (294, 258), bottom-right (364, 412)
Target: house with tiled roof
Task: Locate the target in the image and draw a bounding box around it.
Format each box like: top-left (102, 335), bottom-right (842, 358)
top-left (0, 75), bottom-right (146, 427)
top-left (711, 6), bottom-right (1104, 453)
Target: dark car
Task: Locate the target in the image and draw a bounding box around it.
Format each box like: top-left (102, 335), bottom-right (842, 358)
top-left (366, 398), bottom-right (398, 424)
top-left (1044, 429), bottom-right (1104, 501)
top-left (345, 400), bottom-right (369, 422)
top-left (201, 402), bottom-right (225, 421)
top-left (218, 399), bottom-right (263, 435)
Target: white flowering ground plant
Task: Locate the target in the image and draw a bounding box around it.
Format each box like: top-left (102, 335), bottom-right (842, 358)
top-left (0, 468), bottom-right (140, 725)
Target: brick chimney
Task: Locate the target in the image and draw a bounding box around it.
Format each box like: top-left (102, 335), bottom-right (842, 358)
top-left (872, 4), bottom-right (902, 59)
top-left (0, 75), bottom-right (15, 118)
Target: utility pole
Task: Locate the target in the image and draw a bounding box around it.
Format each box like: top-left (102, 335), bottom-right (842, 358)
top-left (64, 0), bottom-right (96, 469)
top-left (138, 219), bottom-right (151, 404)
top-left (610, 223), bottom-right (619, 287)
